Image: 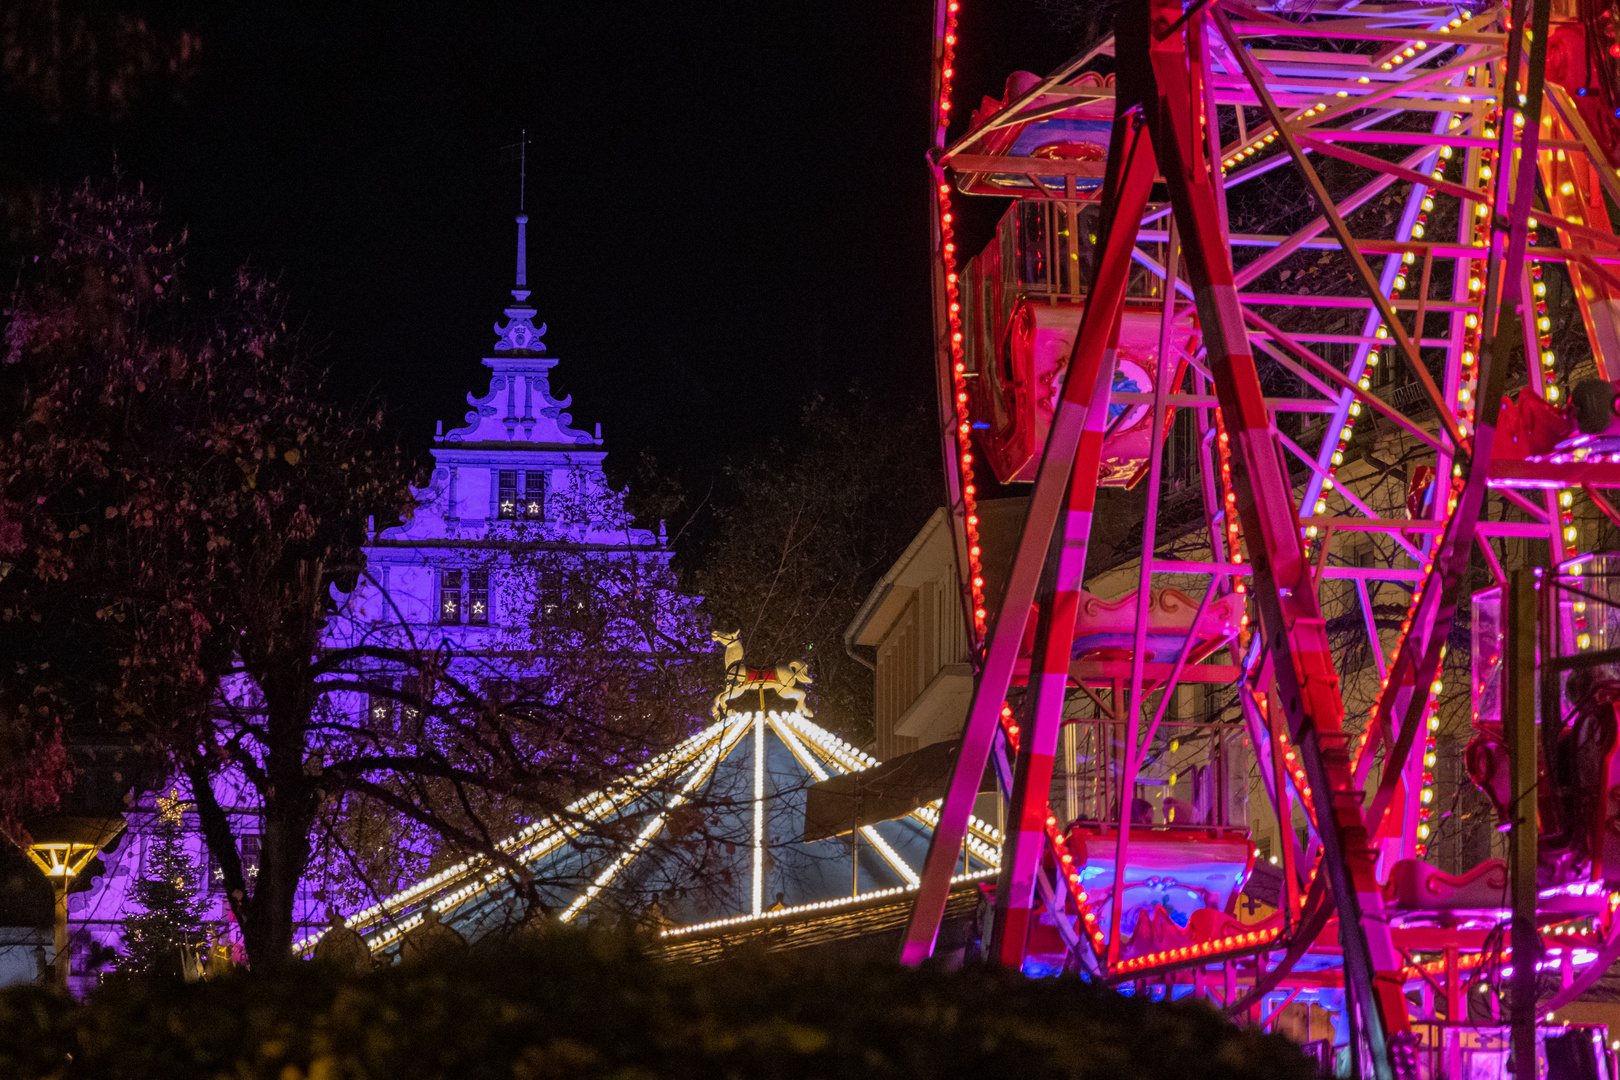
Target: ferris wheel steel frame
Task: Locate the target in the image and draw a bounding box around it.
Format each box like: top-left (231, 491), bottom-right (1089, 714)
top-left (908, 0), bottom-right (1620, 1076)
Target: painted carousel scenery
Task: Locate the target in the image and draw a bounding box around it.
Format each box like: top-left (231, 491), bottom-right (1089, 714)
top-left (6, 1), bottom-right (1620, 1079)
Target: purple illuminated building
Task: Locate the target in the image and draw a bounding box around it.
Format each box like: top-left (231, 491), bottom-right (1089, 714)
top-left (4, 216), bottom-right (701, 990)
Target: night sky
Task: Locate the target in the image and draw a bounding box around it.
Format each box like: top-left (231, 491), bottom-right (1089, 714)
top-left (2, 1), bottom-right (1080, 478)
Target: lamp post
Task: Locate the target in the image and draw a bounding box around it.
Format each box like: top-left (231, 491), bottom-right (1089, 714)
top-left (23, 816), bottom-right (126, 989)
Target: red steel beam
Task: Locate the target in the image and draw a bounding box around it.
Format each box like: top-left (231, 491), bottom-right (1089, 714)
top-left (1151, 6), bottom-right (1412, 1076)
top-left (989, 470), bottom-right (1091, 968)
top-left (899, 113), bottom-right (1159, 965)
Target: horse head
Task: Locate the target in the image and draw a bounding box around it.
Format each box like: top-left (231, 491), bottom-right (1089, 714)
top-left (785, 661), bottom-right (813, 685)
top-left (711, 629), bottom-right (741, 648)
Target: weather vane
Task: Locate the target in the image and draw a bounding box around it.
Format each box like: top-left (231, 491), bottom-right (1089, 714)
top-left (500, 129), bottom-right (532, 213)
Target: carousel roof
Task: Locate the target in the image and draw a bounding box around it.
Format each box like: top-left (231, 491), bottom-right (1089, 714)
top-left (296, 710), bottom-right (1001, 959)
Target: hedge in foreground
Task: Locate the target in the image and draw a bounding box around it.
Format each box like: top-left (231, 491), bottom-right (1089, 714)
top-left (0, 929), bottom-right (1318, 1080)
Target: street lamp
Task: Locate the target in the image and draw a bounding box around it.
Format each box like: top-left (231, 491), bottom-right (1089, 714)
top-left (23, 816), bottom-right (126, 989)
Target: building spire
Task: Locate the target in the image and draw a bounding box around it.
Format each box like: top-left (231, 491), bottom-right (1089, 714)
top-left (514, 212), bottom-right (529, 301)
top-left (494, 129), bottom-right (545, 353)
top-left (510, 128), bottom-right (531, 302)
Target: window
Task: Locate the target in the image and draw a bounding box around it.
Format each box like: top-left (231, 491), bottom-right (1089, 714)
top-left (439, 569), bottom-right (463, 624)
top-left (469, 570), bottom-right (489, 625)
top-left (538, 573), bottom-right (568, 626)
top-left (368, 675), bottom-right (397, 725)
top-left (522, 471), bottom-right (545, 520)
top-left (538, 567), bottom-right (590, 629)
top-left (402, 670), bottom-right (431, 724)
top-left (208, 836), bottom-right (260, 894)
top-left (240, 836), bottom-right (260, 886)
top-left (497, 471), bottom-right (518, 520)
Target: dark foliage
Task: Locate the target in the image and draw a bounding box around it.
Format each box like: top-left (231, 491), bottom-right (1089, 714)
top-left (0, 0), bottom-right (199, 122)
top-left (0, 928), bottom-right (1317, 1080)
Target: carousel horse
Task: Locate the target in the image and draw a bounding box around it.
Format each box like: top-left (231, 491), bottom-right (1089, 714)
top-left (710, 629), bottom-right (813, 718)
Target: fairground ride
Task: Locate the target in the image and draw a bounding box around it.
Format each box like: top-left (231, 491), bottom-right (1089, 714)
top-left (908, 1), bottom-right (1620, 1076)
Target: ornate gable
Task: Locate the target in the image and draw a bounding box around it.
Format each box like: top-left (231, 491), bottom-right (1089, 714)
top-left (446, 356), bottom-right (597, 445)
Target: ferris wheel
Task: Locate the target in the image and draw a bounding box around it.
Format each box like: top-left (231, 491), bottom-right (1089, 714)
top-left (909, 1), bottom-right (1620, 1077)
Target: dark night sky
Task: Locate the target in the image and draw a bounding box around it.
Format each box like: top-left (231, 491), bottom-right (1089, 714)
top-left (2, 0), bottom-right (1080, 479)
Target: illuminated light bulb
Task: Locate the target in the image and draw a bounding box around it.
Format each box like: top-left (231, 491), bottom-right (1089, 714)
top-left (1466, 314), bottom-right (1479, 328)
top-left (1544, 350), bottom-right (1557, 364)
top-left (1480, 165), bottom-right (1493, 179)
top-left (1549, 385), bottom-right (1561, 401)
top-left (1580, 633), bottom-right (1592, 650)
top-left (1539, 316), bottom-right (1552, 331)
top-left (1562, 181), bottom-right (1575, 195)
top-left (1412, 223), bottom-right (1425, 238)
top-left (1395, 275), bottom-right (1408, 289)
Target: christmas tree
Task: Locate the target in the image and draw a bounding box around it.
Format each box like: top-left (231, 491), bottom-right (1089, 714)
top-left (118, 789), bottom-right (206, 977)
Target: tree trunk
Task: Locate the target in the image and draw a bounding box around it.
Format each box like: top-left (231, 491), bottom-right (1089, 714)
top-left (238, 683), bottom-right (318, 969)
top-left (235, 562), bottom-right (324, 969)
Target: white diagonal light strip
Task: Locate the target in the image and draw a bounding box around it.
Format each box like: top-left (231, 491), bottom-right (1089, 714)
top-left (770, 713), bottom-right (919, 887)
top-left (295, 716), bottom-right (741, 954)
top-left (558, 717), bottom-right (753, 924)
top-left (777, 709), bottom-right (1001, 856)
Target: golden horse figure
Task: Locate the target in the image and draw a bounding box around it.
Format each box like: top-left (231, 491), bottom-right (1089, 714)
top-left (709, 629), bottom-right (813, 719)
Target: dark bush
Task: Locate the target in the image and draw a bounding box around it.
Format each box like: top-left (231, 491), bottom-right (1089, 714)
top-left (0, 929), bottom-right (1317, 1079)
